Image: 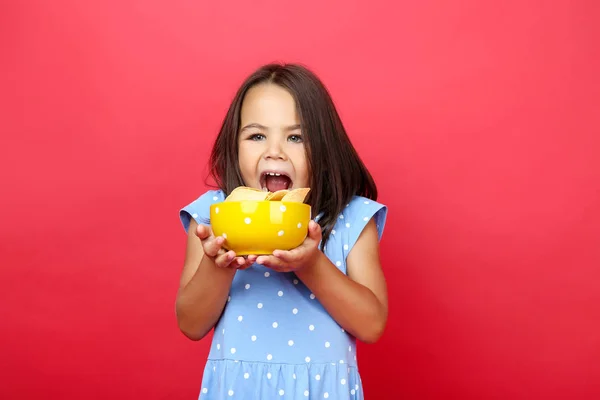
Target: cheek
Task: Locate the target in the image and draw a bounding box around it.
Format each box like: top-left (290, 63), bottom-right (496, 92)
top-left (237, 148), bottom-right (254, 178)
top-left (238, 159), bottom-right (253, 178)
top-left (292, 149), bottom-right (310, 185)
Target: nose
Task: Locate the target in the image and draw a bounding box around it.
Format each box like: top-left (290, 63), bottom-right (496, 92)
top-left (263, 137), bottom-right (287, 160)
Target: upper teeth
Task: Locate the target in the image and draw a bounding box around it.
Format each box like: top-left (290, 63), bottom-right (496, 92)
top-left (267, 172), bottom-right (281, 176)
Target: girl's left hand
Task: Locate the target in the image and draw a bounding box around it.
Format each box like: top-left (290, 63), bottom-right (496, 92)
top-left (255, 220), bottom-right (322, 273)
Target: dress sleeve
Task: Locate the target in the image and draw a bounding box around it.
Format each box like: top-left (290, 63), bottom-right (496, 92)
top-left (338, 197), bottom-right (388, 260)
top-left (178, 189), bottom-right (225, 233)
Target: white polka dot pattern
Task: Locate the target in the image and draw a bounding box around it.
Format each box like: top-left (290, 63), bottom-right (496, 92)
top-left (180, 190), bottom-right (386, 399)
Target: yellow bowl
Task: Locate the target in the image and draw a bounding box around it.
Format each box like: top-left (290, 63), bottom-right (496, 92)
top-left (210, 200), bottom-right (311, 255)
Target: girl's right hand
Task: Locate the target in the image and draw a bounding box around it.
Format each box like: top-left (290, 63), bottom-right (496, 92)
top-left (196, 224), bottom-right (256, 269)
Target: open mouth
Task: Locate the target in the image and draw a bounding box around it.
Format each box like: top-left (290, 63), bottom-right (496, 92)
top-left (260, 171), bottom-right (293, 192)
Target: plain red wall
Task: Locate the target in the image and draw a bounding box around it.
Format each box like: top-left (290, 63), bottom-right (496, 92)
top-left (1, 1), bottom-right (599, 399)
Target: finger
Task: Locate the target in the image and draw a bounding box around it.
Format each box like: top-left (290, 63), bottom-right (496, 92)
top-left (256, 255), bottom-right (287, 271)
top-left (234, 257), bottom-right (246, 268)
top-left (214, 250), bottom-right (237, 268)
top-left (196, 224), bottom-right (213, 240)
top-left (271, 249), bottom-right (298, 264)
top-left (242, 256), bottom-right (256, 269)
top-left (204, 236), bottom-right (225, 258)
top-left (238, 262), bottom-right (253, 270)
top-left (242, 255), bottom-right (257, 269)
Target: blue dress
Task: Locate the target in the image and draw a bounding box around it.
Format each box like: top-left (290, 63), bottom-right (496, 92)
top-left (180, 190), bottom-right (387, 400)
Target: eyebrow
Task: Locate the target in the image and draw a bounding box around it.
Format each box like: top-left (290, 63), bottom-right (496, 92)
top-left (240, 123), bottom-right (301, 132)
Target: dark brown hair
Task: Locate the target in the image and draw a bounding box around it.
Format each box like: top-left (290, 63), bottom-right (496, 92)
top-left (207, 63), bottom-right (377, 250)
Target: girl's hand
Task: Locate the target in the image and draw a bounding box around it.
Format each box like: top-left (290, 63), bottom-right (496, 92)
top-left (196, 224), bottom-right (256, 270)
top-left (255, 220), bottom-right (322, 273)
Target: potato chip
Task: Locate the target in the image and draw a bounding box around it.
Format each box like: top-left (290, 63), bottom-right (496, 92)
top-left (281, 188), bottom-right (311, 203)
top-left (224, 186), bottom-right (311, 203)
top-left (265, 189), bottom-right (289, 201)
top-left (225, 187), bottom-right (270, 202)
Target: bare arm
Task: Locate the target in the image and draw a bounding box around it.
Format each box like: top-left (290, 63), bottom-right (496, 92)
top-left (175, 219), bottom-right (239, 341)
top-left (295, 219), bottom-right (388, 343)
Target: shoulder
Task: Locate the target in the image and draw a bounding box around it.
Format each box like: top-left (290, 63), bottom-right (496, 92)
top-left (341, 196), bottom-right (388, 242)
top-left (324, 196), bottom-right (388, 272)
top-left (178, 189), bottom-right (225, 233)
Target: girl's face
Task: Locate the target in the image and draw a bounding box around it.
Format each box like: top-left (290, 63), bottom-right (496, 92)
top-left (237, 83), bottom-right (310, 192)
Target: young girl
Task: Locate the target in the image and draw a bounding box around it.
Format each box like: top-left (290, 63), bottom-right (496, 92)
top-left (176, 63), bottom-right (388, 399)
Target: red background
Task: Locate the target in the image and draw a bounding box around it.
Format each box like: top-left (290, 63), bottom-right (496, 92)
top-left (1, 1), bottom-right (599, 399)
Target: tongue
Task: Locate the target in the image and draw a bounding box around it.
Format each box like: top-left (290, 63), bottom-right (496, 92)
top-left (265, 175), bottom-right (291, 192)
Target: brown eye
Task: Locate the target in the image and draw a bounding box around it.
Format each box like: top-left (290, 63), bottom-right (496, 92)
top-left (248, 133), bottom-right (265, 141)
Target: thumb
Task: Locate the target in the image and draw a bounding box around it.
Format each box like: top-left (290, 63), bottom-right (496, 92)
top-left (307, 220), bottom-right (322, 241)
